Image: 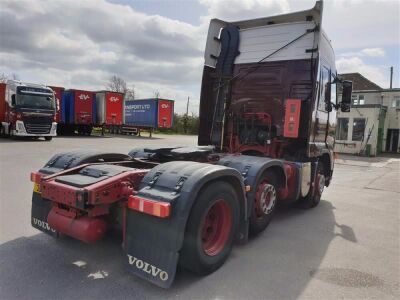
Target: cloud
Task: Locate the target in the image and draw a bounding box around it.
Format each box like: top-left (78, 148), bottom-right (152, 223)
top-left (360, 48), bottom-right (385, 57)
top-left (199, 0), bottom-right (289, 21)
top-left (339, 47), bottom-right (386, 58)
top-left (323, 0), bottom-right (399, 50)
top-left (0, 0), bottom-right (398, 114)
top-left (339, 48), bottom-right (386, 57)
top-left (336, 56), bottom-right (389, 88)
top-left (0, 0), bottom-right (204, 113)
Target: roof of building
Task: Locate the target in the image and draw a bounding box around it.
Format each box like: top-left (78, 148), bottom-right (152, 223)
top-left (339, 73), bottom-right (382, 91)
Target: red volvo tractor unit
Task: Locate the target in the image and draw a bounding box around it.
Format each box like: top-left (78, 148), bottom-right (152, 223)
top-left (30, 1), bottom-right (352, 288)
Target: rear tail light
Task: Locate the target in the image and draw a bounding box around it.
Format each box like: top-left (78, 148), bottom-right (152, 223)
top-left (128, 195), bottom-right (171, 218)
top-left (30, 172), bottom-right (42, 184)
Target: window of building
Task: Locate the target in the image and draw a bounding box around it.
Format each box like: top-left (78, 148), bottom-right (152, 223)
top-left (352, 118), bottom-right (366, 141)
top-left (392, 96), bottom-right (400, 108)
top-left (336, 118), bottom-right (349, 140)
top-left (352, 94), bottom-right (365, 105)
top-left (352, 94), bottom-right (358, 105)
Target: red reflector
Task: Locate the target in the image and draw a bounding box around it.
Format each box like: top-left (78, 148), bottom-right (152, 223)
top-left (128, 196), bottom-right (171, 218)
top-left (30, 172), bottom-right (42, 183)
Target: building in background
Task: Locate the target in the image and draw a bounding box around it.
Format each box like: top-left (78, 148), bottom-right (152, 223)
top-left (335, 73), bottom-right (400, 156)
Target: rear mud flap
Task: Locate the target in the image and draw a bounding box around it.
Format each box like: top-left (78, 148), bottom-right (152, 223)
top-left (31, 192), bottom-right (58, 237)
top-left (124, 210), bottom-right (180, 288)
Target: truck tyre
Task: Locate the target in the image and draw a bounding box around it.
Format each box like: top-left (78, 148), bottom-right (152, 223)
top-left (0, 124), bottom-right (5, 137)
top-left (249, 171), bottom-right (278, 235)
top-left (85, 126), bottom-right (92, 136)
top-left (297, 163), bottom-right (325, 209)
top-left (180, 181), bottom-right (240, 275)
top-left (45, 137), bottom-right (53, 141)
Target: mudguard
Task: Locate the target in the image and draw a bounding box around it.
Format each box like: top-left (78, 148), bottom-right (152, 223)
top-left (39, 150), bottom-right (131, 175)
top-left (31, 151), bottom-right (130, 235)
top-left (31, 192), bottom-right (58, 237)
top-left (216, 155), bottom-right (286, 219)
top-left (124, 161), bottom-right (245, 288)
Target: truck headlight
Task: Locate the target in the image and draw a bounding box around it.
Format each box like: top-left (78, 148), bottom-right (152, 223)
top-left (51, 122), bottom-right (57, 133)
top-left (16, 121), bottom-right (25, 132)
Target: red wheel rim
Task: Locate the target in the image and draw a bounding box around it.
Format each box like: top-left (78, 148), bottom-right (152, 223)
top-left (201, 199), bottom-right (232, 256)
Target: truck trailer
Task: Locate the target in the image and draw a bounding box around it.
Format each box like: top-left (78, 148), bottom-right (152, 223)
top-left (0, 80), bottom-right (57, 140)
top-left (59, 89), bottom-right (96, 135)
top-left (122, 98), bottom-right (174, 136)
top-left (30, 1), bottom-right (352, 288)
top-left (95, 91), bottom-right (124, 134)
top-left (48, 86), bottom-right (65, 124)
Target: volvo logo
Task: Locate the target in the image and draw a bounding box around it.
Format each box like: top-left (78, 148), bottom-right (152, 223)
top-left (127, 255), bottom-right (169, 281)
top-left (78, 94), bottom-right (90, 100)
top-left (32, 217), bottom-right (56, 233)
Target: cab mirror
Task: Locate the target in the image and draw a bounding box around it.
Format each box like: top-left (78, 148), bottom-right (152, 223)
top-left (11, 94), bottom-right (16, 106)
top-left (341, 80), bottom-right (352, 112)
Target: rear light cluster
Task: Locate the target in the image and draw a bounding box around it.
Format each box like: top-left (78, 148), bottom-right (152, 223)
top-left (30, 172), bottom-right (42, 184)
top-left (128, 195), bottom-right (171, 218)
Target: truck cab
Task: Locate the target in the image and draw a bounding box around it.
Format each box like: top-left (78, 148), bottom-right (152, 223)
top-left (0, 80), bottom-right (57, 140)
top-left (198, 1), bottom-right (352, 186)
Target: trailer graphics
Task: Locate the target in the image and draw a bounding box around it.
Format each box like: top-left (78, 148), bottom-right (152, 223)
top-left (30, 1), bottom-right (352, 288)
top-left (121, 98), bottom-right (174, 136)
top-left (0, 80), bottom-right (57, 140)
top-left (59, 89), bottom-right (96, 135)
top-left (96, 91), bottom-right (124, 127)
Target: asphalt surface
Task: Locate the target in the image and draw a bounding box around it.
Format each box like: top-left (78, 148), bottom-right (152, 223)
top-left (0, 134), bottom-right (399, 299)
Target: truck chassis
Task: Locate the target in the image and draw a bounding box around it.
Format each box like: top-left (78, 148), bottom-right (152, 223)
top-left (31, 148), bottom-right (323, 288)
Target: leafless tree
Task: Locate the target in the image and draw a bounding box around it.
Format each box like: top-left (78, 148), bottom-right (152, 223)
top-left (0, 73), bottom-right (7, 83)
top-left (106, 75), bottom-right (135, 100)
top-left (11, 73), bottom-right (20, 80)
top-left (125, 85), bottom-right (135, 101)
top-left (0, 72), bottom-right (20, 83)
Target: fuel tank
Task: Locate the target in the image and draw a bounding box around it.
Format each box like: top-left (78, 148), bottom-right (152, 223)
top-left (47, 208), bottom-right (108, 243)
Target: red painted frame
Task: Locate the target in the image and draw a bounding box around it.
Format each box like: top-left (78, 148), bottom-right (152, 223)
top-left (40, 163), bottom-right (149, 218)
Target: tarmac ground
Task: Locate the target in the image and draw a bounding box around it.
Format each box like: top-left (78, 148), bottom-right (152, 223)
top-left (0, 134), bottom-right (399, 299)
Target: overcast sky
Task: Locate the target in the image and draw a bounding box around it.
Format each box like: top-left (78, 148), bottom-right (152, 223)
top-left (1, 0), bottom-right (399, 114)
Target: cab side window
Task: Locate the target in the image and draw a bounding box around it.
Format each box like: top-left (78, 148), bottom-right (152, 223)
top-left (318, 66), bottom-right (330, 111)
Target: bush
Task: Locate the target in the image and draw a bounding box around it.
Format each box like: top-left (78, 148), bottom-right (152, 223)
top-left (157, 113), bottom-right (199, 135)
